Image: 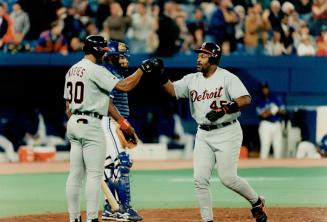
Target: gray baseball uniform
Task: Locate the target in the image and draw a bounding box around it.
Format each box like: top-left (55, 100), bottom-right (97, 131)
top-left (64, 58), bottom-right (119, 222)
top-left (173, 67), bottom-right (259, 221)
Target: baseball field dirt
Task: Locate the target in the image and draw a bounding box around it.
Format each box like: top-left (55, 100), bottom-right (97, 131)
top-left (0, 159), bottom-right (326, 222)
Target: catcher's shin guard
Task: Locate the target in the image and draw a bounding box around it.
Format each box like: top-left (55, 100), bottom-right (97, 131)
top-left (115, 152), bottom-right (133, 209)
top-left (251, 196), bottom-right (267, 222)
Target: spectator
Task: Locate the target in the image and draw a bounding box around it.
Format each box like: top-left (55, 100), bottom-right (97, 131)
top-left (256, 82), bottom-right (285, 159)
top-left (102, 2), bottom-right (131, 42)
top-left (175, 10), bottom-right (193, 52)
top-left (210, 0), bottom-right (238, 51)
top-left (126, 1), bottom-right (155, 53)
top-left (95, 0), bottom-right (111, 30)
top-left (61, 7), bottom-right (85, 42)
top-left (68, 36), bottom-right (83, 52)
top-left (35, 20), bottom-right (68, 55)
top-left (311, 0), bottom-right (327, 35)
top-left (1, 2), bottom-right (15, 49)
top-left (187, 8), bottom-right (207, 49)
top-left (10, 2), bottom-right (30, 45)
top-left (0, 3), bottom-right (8, 50)
top-left (296, 33), bottom-right (316, 56)
top-left (265, 30), bottom-right (287, 55)
top-left (294, 0), bottom-right (313, 24)
top-left (84, 19), bottom-right (99, 37)
top-left (268, 0), bottom-right (282, 31)
top-left (279, 12), bottom-right (295, 54)
top-left (281, 1), bottom-right (295, 15)
top-left (244, 3), bottom-right (270, 54)
top-left (316, 24), bottom-right (327, 56)
top-left (233, 5), bottom-right (245, 53)
top-left (155, 1), bottom-right (180, 57)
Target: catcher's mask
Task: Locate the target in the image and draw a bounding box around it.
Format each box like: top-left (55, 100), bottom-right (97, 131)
top-left (83, 35), bottom-right (109, 61)
top-left (105, 41), bottom-right (130, 69)
top-left (194, 42), bottom-right (222, 65)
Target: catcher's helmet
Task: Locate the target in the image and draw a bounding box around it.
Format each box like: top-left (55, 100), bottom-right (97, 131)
top-left (194, 42), bottom-right (221, 65)
top-left (83, 35), bottom-right (108, 60)
top-left (105, 40), bottom-right (130, 67)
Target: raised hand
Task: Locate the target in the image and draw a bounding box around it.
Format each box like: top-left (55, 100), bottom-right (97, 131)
top-left (139, 59), bottom-right (154, 73)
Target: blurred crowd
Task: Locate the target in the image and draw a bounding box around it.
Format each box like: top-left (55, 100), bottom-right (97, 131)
top-left (0, 0), bottom-right (327, 56)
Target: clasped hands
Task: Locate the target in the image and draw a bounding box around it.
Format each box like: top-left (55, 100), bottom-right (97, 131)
top-left (139, 58), bottom-right (168, 84)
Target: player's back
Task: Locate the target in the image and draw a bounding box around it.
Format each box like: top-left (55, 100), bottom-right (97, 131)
top-left (64, 58), bottom-right (119, 116)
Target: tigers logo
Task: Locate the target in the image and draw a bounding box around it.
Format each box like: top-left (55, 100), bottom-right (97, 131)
top-left (190, 87), bottom-right (223, 102)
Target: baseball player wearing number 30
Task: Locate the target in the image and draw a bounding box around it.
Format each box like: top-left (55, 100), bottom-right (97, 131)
top-left (154, 42), bottom-right (267, 222)
top-left (64, 35), bottom-right (157, 222)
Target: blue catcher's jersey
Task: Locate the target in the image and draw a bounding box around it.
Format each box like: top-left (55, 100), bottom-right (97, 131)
top-left (256, 95), bottom-right (285, 122)
top-left (104, 64), bottom-right (130, 119)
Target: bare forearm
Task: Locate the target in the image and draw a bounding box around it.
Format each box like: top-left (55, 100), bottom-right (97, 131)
top-left (234, 95), bottom-right (251, 109)
top-left (162, 80), bottom-right (176, 97)
top-left (115, 68), bottom-right (143, 92)
top-left (65, 101), bottom-right (72, 118)
top-left (108, 98), bottom-right (123, 121)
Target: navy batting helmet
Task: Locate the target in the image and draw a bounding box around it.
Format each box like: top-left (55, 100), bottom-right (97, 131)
top-left (83, 35), bottom-right (108, 60)
top-left (194, 42), bottom-right (222, 65)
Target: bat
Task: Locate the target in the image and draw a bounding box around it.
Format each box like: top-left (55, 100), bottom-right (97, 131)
top-left (101, 180), bottom-right (120, 212)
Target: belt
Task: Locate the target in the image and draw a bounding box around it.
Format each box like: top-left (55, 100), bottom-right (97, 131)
top-left (73, 111), bottom-right (103, 120)
top-left (199, 120), bottom-right (236, 131)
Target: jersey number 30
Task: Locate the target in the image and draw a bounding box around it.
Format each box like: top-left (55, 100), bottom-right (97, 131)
top-left (66, 81), bottom-right (84, 104)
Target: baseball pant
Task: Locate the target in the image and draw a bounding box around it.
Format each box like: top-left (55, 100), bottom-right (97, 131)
top-left (0, 135), bottom-right (15, 162)
top-left (259, 120), bottom-right (283, 159)
top-left (101, 117), bottom-right (126, 168)
top-left (193, 121), bottom-right (259, 221)
top-left (66, 115), bottom-right (106, 222)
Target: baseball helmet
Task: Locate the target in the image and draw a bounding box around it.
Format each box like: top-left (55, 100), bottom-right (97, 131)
top-left (194, 42), bottom-right (222, 65)
top-left (83, 35), bottom-right (108, 60)
top-left (105, 40), bottom-right (130, 67)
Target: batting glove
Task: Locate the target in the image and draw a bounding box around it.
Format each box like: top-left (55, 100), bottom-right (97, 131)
top-left (139, 59), bottom-right (154, 74)
top-left (205, 108), bottom-right (225, 122)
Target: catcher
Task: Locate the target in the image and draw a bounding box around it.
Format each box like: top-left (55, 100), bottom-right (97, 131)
top-left (101, 40), bottom-right (142, 221)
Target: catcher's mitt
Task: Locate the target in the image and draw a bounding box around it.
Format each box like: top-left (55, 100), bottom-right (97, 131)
top-left (116, 125), bottom-right (138, 149)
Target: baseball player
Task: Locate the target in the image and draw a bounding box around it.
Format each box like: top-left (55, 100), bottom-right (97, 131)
top-left (100, 40), bottom-right (142, 221)
top-left (256, 82), bottom-right (285, 159)
top-left (152, 42), bottom-right (267, 222)
top-left (64, 35), bottom-right (156, 222)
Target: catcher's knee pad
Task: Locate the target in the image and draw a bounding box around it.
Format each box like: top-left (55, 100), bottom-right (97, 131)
top-left (114, 152), bottom-right (133, 208)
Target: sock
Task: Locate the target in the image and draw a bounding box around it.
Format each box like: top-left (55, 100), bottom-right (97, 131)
top-left (252, 197), bottom-right (262, 207)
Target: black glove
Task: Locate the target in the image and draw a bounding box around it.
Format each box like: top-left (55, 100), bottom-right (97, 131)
top-left (152, 58), bottom-right (168, 85)
top-left (205, 108), bottom-right (225, 122)
top-left (139, 59), bottom-right (154, 73)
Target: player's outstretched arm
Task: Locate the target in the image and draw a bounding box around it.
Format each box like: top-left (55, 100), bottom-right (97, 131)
top-left (150, 58), bottom-right (176, 97)
top-left (114, 59), bottom-right (158, 92)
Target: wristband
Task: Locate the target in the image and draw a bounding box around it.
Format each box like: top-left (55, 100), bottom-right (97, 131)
top-left (118, 117), bottom-right (131, 130)
top-left (224, 101), bottom-right (239, 113)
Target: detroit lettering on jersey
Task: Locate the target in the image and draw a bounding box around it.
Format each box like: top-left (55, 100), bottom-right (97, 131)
top-left (190, 86), bottom-right (223, 102)
top-left (67, 66), bottom-right (85, 78)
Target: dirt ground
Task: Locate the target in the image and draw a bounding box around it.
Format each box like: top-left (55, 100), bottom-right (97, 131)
top-left (1, 159), bottom-right (327, 222)
top-left (1, 208), bottom-right (326, 222)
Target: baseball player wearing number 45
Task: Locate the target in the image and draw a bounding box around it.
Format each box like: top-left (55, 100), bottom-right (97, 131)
top-left (64, 35), bottom-right (157, 222)
top-left (153, 42), bottom-right (267, 222)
